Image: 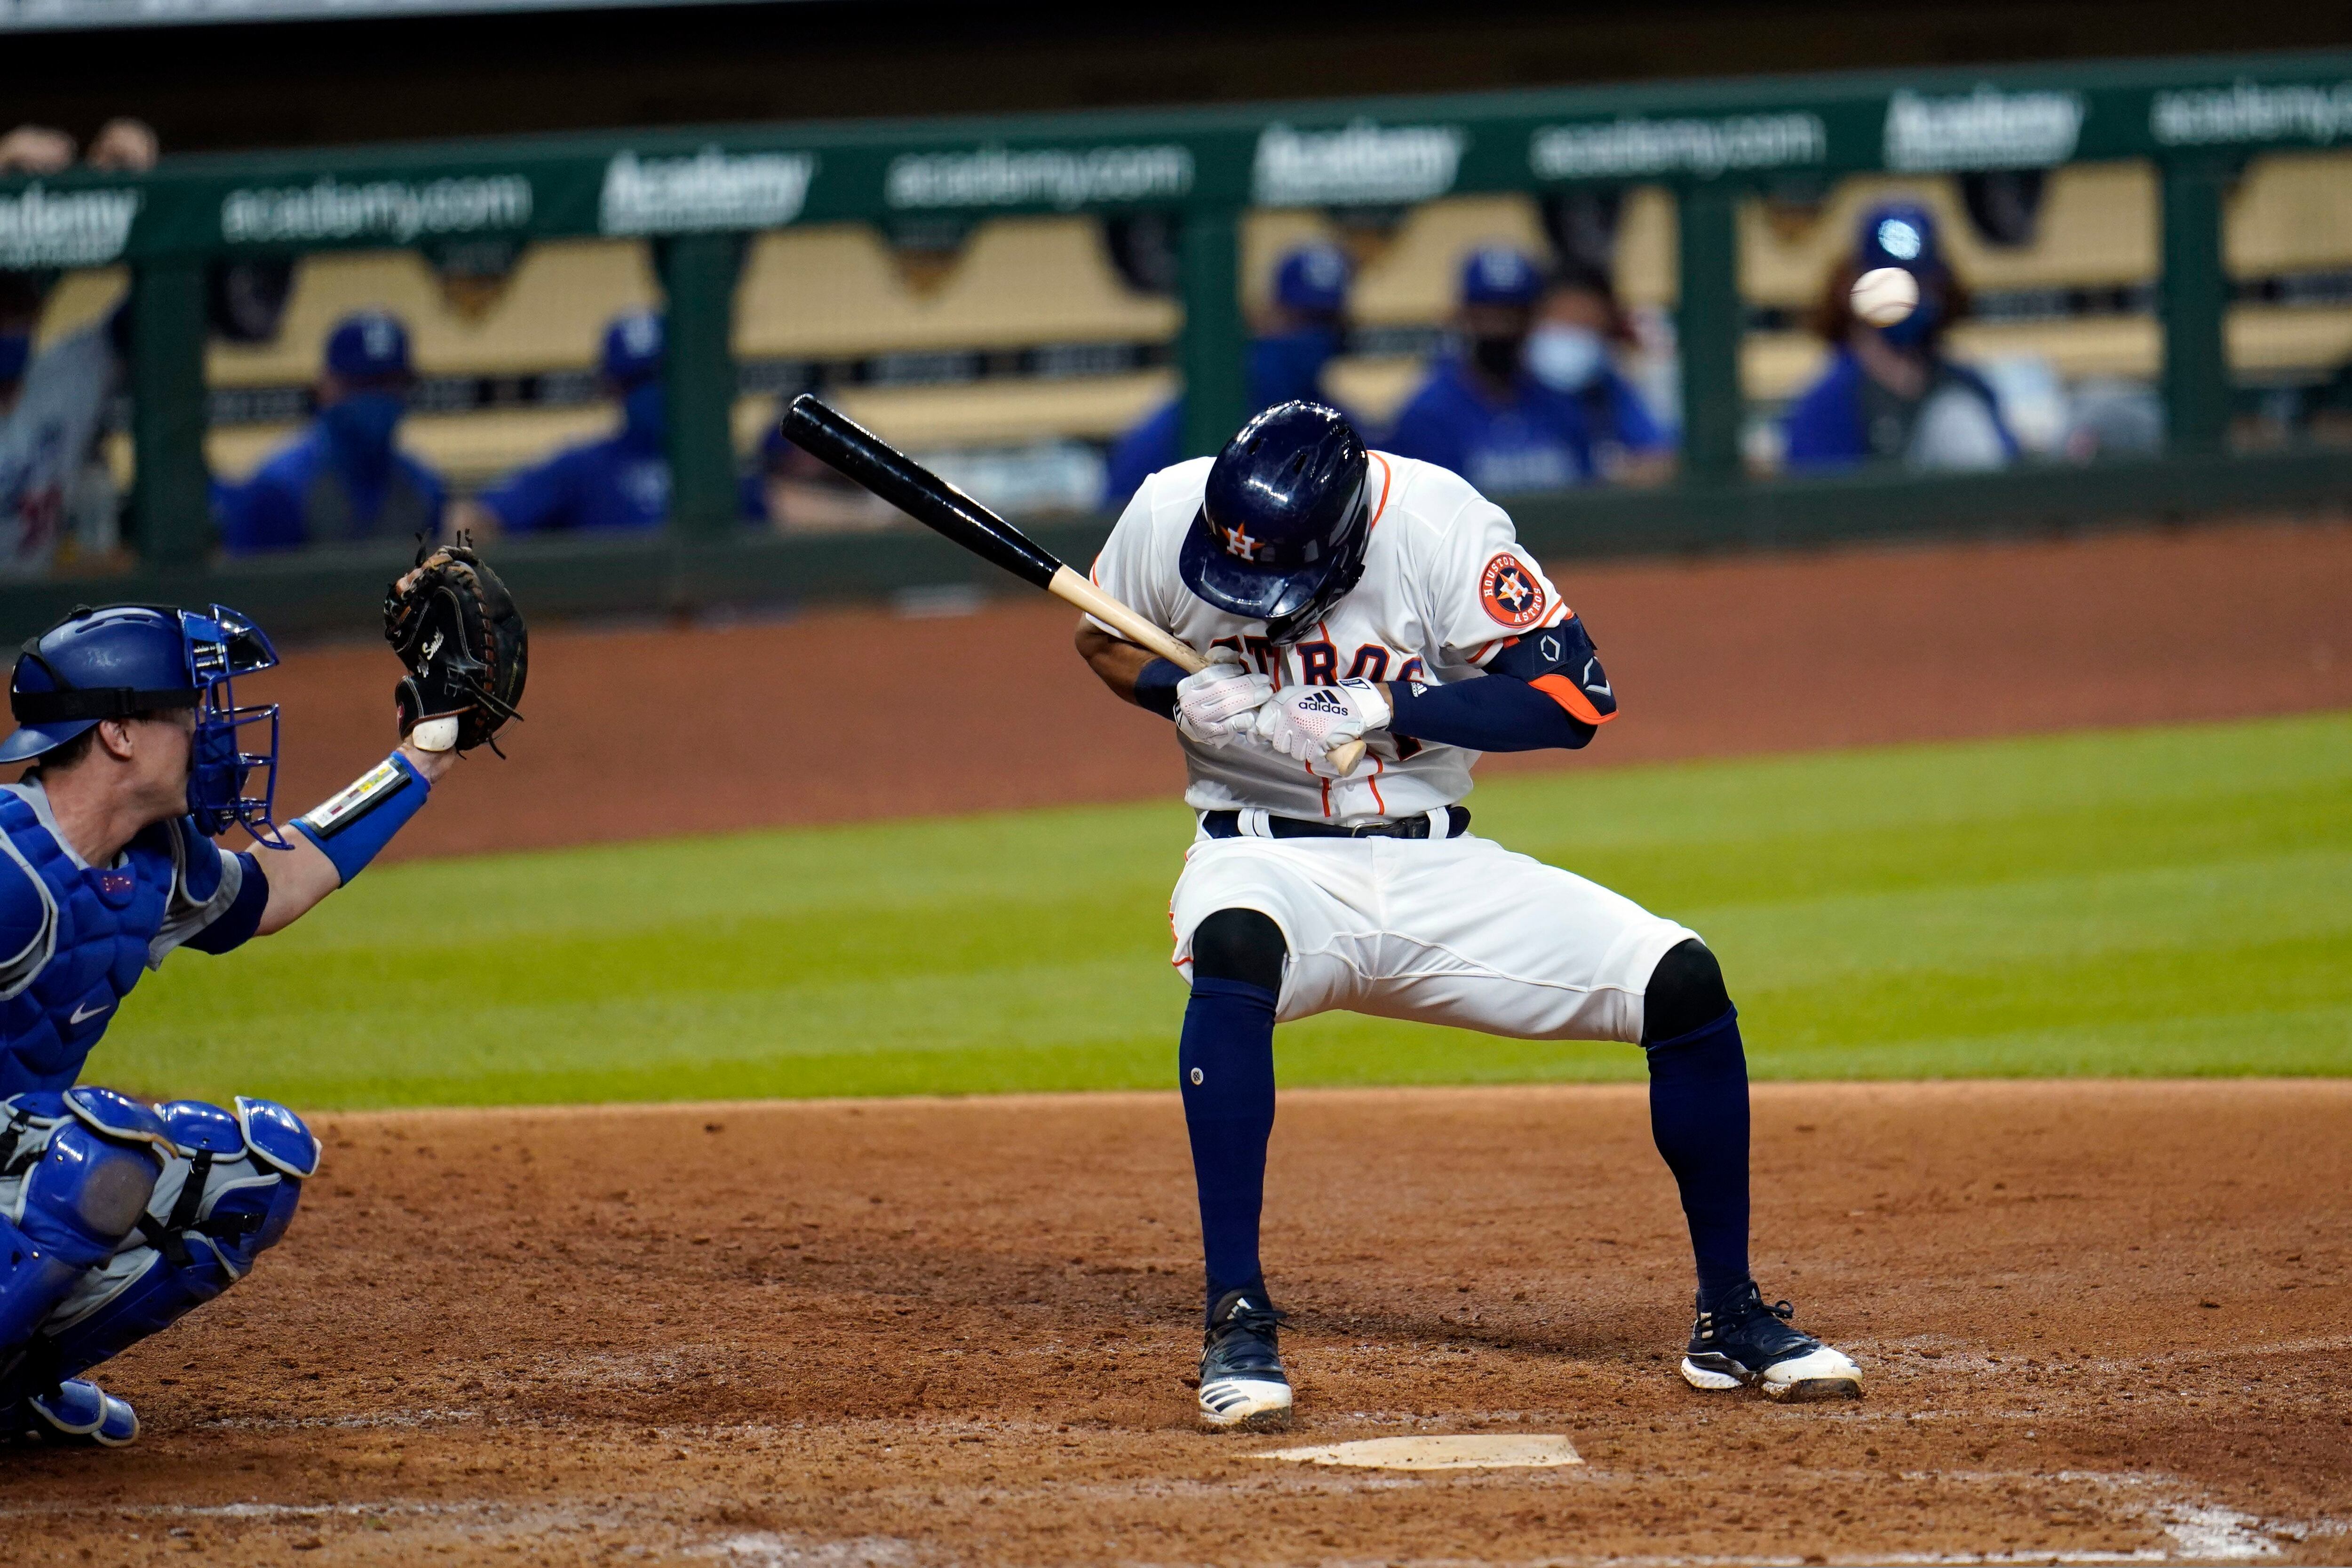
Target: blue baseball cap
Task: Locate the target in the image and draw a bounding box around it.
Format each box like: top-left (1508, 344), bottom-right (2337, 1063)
top-left (1858, 202), bottom-right (1941, 274)
top-left (601, 311), bottom-right (664, 386)
top-left (323, 311), bottom-right (412, 381)
top-left (1459, 246), bottom-right (1543, 310)
top-left (1272, 244), bottom-right (1351, 316)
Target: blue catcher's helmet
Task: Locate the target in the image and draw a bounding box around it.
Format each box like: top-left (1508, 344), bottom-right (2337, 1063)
top-left (1179, 401), bottom-right (1372, 644)
top-left (1, 604), bottom-right (285, 844)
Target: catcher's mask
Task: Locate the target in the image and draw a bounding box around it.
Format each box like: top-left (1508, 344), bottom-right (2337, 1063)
top-left (2, 602), bottom-right (285, 845)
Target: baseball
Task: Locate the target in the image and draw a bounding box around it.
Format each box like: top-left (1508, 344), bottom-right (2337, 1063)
top-left (1850, 265), bottom-right (1920, 328)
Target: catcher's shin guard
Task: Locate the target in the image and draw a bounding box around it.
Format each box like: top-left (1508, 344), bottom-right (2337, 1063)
top-left (0, 1090), bottom-right (170, 1384)
top-left (31, 1098), bottom-right (317, 1389)
top-left (16, 1375), bottom-right (141, 1446)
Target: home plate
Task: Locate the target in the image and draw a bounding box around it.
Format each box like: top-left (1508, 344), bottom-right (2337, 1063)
top-left (1252, 1434), bottom-right (1583, 1471)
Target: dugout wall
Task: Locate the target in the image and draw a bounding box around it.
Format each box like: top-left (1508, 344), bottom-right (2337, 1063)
top-left (3, 49), bottom-right (2350, 633)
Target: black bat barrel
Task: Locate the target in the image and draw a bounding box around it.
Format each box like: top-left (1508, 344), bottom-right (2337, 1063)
top-left (778, 394), bottom-right (1064, 591)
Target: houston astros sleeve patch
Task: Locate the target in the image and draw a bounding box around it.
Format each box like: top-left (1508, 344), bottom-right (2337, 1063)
top-left (1479, 553), bottom-right (1549, 628)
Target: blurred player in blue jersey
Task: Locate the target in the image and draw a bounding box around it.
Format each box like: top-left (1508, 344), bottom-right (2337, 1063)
top-left (0, 599), bottom-right (469, 1446)
top-left (1525, 259), bottom-right (1676, 485)
top-left (217, 310), bottom-right (448, 554)
top-left (1386, 247), bottom-right (1669, 494)
top-left (1781, 202), bottom-right (2017, 473)
top-left (1104, 244), bottom-right (1354, 508)
top-left (457, 311), bottom-right (670, 537)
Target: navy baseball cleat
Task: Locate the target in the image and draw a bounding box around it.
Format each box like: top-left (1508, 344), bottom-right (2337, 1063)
top-left (1679, 1281), bottom-right (1862, 1402)
top-left (1197, 1286), bottom-right (1293, 1429)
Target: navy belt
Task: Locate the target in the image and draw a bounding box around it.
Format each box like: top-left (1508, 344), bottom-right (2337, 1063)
top-left (1200, 806), bottom-right (1471, 841)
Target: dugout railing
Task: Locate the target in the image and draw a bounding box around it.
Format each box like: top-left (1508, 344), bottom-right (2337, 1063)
top-left (4, 49), bottom-right (2350, 635)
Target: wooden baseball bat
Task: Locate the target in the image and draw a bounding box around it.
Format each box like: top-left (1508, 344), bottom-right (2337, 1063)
top-left (777, 395), bottom-right (1367, 775)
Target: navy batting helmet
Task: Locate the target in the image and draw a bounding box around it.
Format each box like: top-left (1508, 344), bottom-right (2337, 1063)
top-left (2, 604), bottom-right (284, 842)
top-left (1179, 402), bottom-right (1372, 643)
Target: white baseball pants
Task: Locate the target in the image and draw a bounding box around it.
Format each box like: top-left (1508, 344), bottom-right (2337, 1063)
top-left (1168, 819), bottom-right (1697, 1044)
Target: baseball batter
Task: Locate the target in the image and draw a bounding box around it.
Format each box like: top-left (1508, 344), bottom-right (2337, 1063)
top-left (0, 550), bottom-right (523, 1446)
top-left (1077, 401), bottom-right (1860, 1428)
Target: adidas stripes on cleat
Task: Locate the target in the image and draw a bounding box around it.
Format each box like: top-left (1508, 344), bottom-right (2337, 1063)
top-left (1680, 1281), bottom-right (1862, 1402)
top-left (1196, 1286), bottom-right (1293, 1429)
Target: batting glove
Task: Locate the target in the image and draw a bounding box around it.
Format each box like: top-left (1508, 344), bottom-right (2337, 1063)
top-left (1176, 648), bottom-right (1274, 749)
top-left (1253, 677), bottom-right (1392, 763)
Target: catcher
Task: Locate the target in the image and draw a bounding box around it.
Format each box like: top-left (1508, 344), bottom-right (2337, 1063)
top-left (0, 545), bottom-right (523, 1446)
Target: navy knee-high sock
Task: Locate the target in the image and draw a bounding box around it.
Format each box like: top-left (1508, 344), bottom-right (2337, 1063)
top-left (1179, 976), bottom-right (1279, 1313)
top-left (1645, 1006), bottom-right (1752, 1313)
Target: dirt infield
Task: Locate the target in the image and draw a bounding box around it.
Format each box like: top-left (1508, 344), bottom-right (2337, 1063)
top-left (6, 1081), bottom-right (2346, 1565)
top-left (253, 516), bottom-right (2352, 862)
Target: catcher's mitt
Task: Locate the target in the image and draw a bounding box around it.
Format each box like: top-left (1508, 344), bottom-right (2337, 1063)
top-left (383, 540), bottom-right (526, 755)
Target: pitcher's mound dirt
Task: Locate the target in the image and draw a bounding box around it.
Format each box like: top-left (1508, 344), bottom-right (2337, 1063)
top-left (6, 1081), bottom-right (2347, 1565)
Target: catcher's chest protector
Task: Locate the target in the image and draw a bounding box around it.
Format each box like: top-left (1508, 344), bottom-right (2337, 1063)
top-left (0, 790), bottom-right (175, 1097)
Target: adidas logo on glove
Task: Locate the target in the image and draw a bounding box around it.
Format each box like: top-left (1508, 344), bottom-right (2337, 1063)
top-left (1297, 689), bottom-right (1350, 715)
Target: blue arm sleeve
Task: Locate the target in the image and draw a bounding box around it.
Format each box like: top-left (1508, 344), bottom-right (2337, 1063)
top-left (1132, 657), bottom-right (1183, 719)
top-left (1387, 615), bottom-right (1617, 753)
top-left (1387, 675), bottom-right (1596, 752)
top-left (183, 853), bottom-right (268, 955)
top-left (292, 752), bottom-right (432, 884)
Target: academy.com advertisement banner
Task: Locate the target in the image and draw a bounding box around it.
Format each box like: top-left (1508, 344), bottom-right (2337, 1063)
top-left (5, 53), bottom-right (2350, 270)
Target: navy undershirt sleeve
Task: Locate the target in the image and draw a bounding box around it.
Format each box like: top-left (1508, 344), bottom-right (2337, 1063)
top-left (1133, 657), bottom-right (1184, 720)
top-left (184, 852), bottom-right (269, 955)
top-left (1386, 674), bottom-right (1597, 753)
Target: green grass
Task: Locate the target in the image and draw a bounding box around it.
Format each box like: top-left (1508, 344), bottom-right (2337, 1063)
top-left (95, 710), bottom-right (2352, 1108)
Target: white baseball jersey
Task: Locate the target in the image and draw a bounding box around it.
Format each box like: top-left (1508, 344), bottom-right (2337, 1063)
top-left (1099, 450), bottom-right (1692, 1044)
top-left (0, 325), bottom-right (117, 581)
top-left (1090, 451), bottom-right (1572, 823)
